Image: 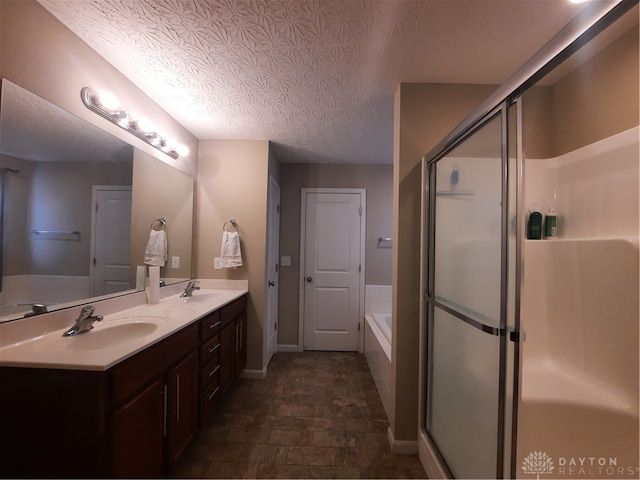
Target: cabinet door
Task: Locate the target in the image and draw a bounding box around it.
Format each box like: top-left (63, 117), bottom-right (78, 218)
top-left (167, 352), bottom-right (198, 466)
top-left (112, 379), bottom-right (164, 478)
top-left (220, 321), bottom-right (236, 394)
top-left (235, 313), bottom-right (247, 376)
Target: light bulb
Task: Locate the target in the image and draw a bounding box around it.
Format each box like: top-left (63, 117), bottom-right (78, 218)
top-left (136, 117), bottom-right (156, 134)
top-left (177, 145), bottom-right (190, 157)
top-left (97, 91), bottom-right (120, 110)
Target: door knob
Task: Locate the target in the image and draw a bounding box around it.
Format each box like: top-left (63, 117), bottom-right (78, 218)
top-left (268, 281), bottom-right (275, 287)
top-left (306, 276), bottom-right (313, 282)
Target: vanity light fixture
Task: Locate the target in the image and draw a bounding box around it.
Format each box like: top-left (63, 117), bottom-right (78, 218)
top-left (81, 87), bottom-right (185, 159)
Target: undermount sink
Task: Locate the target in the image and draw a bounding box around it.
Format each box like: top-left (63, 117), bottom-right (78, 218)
top-left (64, 318), bottom-right (161, 352)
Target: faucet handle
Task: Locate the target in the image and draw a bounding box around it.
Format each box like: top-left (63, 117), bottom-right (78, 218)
top-left (79, 305), bottom-right (95, 317)
top-left (18, 303), bottom-right (48, 315)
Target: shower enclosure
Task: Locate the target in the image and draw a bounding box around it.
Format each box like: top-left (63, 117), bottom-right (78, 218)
top-left (418, 1), bottom-right (639, 478)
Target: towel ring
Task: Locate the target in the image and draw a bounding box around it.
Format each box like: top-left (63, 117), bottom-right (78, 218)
top-left (151, 218), bottom-right (166, 231)
top-left (223, 219), bottom-right (238, 232)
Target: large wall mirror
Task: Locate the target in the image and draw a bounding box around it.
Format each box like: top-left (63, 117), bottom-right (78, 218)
top-left (0, 79), bottom-right (194, 321)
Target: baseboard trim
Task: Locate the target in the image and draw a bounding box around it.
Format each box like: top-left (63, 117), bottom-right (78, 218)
top-left (387, 427), bottom-right (418, 455)
top-left (238, 368), bottom-right (266, 379)
top-left (276, 344), bottom-right (300, 353)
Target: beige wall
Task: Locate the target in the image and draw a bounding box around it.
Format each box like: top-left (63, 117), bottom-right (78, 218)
top-left (393, 83), bottom-right (497, 441)
top-left (548, 25), bottom-right (639, 156)
top-left (277, 163), bottom-right (393, 347)
top-left (0, 0), bottom-right (198, 177)
top-left (523, 25), bottom-right (639, 160)
top-left (195, 140), bottom-right (270, 372)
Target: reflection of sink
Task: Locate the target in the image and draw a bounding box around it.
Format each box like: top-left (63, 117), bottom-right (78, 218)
top-left (184, 293), bottom-right (220, 303)
top-left (65, 321), bottom-right (158, 352)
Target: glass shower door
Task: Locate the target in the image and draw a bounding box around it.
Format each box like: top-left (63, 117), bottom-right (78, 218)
top-left (425, 109), bottom-right (507, 478)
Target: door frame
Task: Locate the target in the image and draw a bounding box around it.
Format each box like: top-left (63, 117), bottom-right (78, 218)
top-left (298, 188), bottom-right (366, 353)
top-left (264, 175), bottom-right (280, 368)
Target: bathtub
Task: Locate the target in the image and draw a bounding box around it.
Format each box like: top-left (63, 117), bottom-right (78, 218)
top-left (364, 285), bottom-right (392, 421)
top-left (518, 238), bottom-right (639, 477)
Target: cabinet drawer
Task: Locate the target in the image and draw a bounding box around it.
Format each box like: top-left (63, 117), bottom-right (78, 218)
top-left (199, 377), bottom-right (220, 425)
top-left (110, 324), bottom-right (198, 405)
top-left (221, 295), bottom-right (247, 326)
top-left (199, 311), bottom-right (221, 341)
top-left (200, 356), bottom-right (220, 391)
top-left (200, 333), bottom-right (221, 366)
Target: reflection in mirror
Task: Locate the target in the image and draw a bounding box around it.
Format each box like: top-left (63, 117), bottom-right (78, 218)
top-left (0, 79), bottom-right (193, 321)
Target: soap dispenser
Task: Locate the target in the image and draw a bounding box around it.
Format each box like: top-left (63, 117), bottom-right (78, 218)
top-left (527, 204), bottom-right (543, 240)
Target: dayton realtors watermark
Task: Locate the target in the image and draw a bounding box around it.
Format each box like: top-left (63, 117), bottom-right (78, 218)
top-left (522, 451), bottom-right (638, 478)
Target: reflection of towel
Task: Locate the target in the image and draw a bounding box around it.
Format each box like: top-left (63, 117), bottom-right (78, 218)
top-left (144, 230), bottom-right (167, 266)
top-left (220, 231), bottom-right (242, 268)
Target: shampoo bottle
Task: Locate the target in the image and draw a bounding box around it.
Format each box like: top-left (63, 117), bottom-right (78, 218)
top-left (544, 206), bottom-right (557, 238)
top-left (527, 204), bottom-right (543, 240)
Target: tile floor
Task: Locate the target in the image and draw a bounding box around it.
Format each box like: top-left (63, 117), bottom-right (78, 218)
top-left (171, 351), bottom-right (427, 479)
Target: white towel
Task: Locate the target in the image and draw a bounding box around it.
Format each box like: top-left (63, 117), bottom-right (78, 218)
top-left (220, 230), bottom-right (243, 268)
top-left (144, 229), bottom-right (167, 266)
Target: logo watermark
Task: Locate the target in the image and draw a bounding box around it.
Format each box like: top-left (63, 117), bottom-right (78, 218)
top-left (522, 451), bottom-right (555, 480)
top-left (521, 451), bottom-right (639, 478)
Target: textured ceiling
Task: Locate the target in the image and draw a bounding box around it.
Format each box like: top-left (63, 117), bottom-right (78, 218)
top-left (38, 0), bottom-right (586, 164)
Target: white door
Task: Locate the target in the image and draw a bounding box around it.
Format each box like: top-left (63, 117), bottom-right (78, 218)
top-left (91, 186), bottom-right (132, 296)
top-left (302, 190), bottom-right (364, 351)
top-left (265, 176), bottom-right (280, 366)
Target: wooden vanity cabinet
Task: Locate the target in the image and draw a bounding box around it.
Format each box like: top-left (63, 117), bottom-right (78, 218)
top-left (0, 293), bottom-right (248, 478)
top-left (198, 310), bottom-right (222, 424)
top-left (235, 311), bottom-right (248, 374)
top-left (109, 323), bottom-right (198, 477)
top-left (0, 323), bottom-right (199, 479)
top-left (111, 378), bottom-right (165, 478)
top-left (219, 295), bottom-right (248, 394)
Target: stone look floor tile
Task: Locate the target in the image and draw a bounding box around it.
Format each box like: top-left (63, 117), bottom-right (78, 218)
top-left (256, 463), bottom-right (311, 479)
top-left (239, 444), bottom-right (289, 464)
top-left (170, 351), bottom-right (426, 479)
top-left (309, 465), bottom-right (362, 478)
top-left (225, 427), bottom-right (272, 444)
top-left (268, 429), bottom-right (314, 446)
top-left (204, 461), bottom-right (261, 479)
top-left (286, 446), bottom-right (335, 466)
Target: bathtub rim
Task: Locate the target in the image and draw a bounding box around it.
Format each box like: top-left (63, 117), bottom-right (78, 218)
top-left (365, 312), bottom-right (391, 361)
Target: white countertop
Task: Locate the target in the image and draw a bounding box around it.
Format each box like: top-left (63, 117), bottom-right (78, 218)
top-left (0, 287), bottom-right (247, 371)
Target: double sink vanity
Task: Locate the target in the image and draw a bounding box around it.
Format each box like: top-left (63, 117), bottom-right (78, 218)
top-left (0, 281), bottom-right (248, 478)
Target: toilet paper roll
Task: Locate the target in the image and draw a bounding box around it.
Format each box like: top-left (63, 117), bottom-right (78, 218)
top-left (148, 266), bottom-right (160, 304)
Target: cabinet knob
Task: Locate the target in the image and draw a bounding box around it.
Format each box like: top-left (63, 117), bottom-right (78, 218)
top-left (268, 281), bottom-right (275, 287)
top-left (306, 276), bottom-right (312, 283)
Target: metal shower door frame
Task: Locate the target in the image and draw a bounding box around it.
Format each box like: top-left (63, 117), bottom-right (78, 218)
top-left (422, 101), bottom-right (514, 478)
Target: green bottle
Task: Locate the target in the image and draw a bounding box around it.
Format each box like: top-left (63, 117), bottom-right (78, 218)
top-left (544, 206), bottom-right (557, 238)
top-left (527, 204), bottom-right (543, 240)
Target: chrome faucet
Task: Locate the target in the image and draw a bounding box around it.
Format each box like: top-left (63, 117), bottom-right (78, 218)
top-left (180, 280), bottom-right (200, 298)
top-left (62, 305), bottom-right (103, 337)
top-left (18, 303), bottom-right (48, 317)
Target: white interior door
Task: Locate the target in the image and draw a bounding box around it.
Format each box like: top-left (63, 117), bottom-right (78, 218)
top-left (265, 176), bottom-right (280, 367)
top-left (302, 190), bottom-right (364, 351)
top-left (91, 186), bottom-right (132, 296)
